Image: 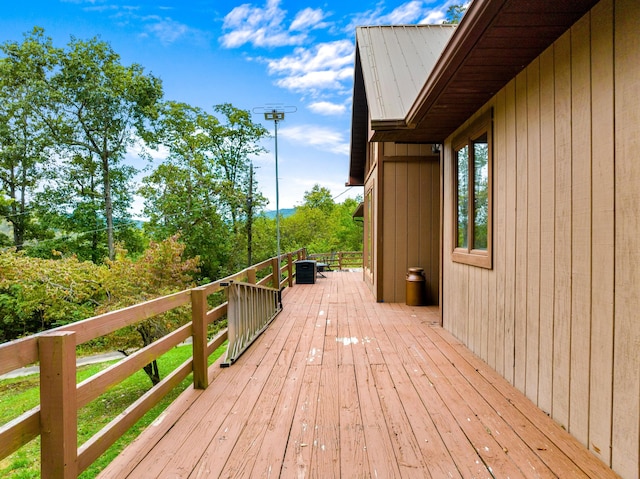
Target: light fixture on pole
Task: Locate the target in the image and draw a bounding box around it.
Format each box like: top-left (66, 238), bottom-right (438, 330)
top-left (253, 105), bottom-right (296, 304)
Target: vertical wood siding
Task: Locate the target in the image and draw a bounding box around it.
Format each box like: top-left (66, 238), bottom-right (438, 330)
top-left (442, 1), bottom-right (638, 476)
top-left (611, 0), bottom-right (640, 476)
top-left (380, 143), bottom-right (440, 304)
top-left (363, 143), bottom-right (380, 297)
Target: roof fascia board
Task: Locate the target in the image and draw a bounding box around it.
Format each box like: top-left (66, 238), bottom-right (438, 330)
top-left (405, 0), bottom-right (508, 129)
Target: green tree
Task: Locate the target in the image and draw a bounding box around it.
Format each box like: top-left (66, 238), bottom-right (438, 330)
top-left (211, 103), bottom-right (269, 269)
top-left (142, 102), bottom-right (269, 278)
top-left (275, 184), bottom-right (363, 256)
top-left (33, 149), bottom-right (143, 262)
top-left (0, 248), bottom-right (104, 342)
top-left (0, 28), bottom-right (57, 249)
top-left (302, 184), bottom-right (334, 213)
top-left (97, 235), bottom-right (199, 385)
top-left (443, 4), bottom-right (468, 24)
top-left (330, 197), bottom-right (364, 252)
top-left (41, 34), bottom-right (163, 260)
top-left (0, 236), bottom-right (199, 384)
top-left (141, 102), bottom-right (229, 279)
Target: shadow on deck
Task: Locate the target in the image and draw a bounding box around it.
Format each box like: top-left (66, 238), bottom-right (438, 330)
top-left (100, 271), bottom-right (618, 478)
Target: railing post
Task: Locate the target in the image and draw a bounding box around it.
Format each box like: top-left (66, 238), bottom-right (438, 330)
top-left (287, 253), bottom-right (293, 287)
top-left (40, 331), bottom-right (77, 479)
top-left (247, 268), bottom-right (257, 284)
top-left (271, 257), bottom-right (280, 289)
top-left (191, 287), bottom-right (209, 390)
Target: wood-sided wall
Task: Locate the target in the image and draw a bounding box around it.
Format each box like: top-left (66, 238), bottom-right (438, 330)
top-left (363, 142), bottom-right (379, 294)
top-left (441, 1), bottom-right (639, 477)
top-left (379, 143), bottom-right (440, 304)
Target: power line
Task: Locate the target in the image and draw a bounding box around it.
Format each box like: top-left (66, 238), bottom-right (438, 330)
top-left (332, 186), bottom-right (356, 202)
top-left (0, 221), bottom-right (135, 252)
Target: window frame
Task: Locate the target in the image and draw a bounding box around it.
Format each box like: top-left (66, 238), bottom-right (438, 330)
top-left (451, 111), bottom-right (493, 269)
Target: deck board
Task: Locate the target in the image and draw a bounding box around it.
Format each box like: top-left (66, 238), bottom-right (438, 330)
top-left (99, 272), bottom-right (620, 479)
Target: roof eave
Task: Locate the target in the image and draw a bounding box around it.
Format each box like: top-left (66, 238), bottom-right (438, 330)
top-left (405, 0), bottom-right (508, 129)
top-left (405, 0), bottom-right (601, 140)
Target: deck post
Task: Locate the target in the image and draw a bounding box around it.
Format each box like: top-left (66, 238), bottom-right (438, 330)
top-left (271, 257), bottom-right (280, 289)
top-left (287, 253), bottom-right (293, 287)
top-left (39, 331), bottom-right (78, 479)
top-left (191, 287), bottom-right (209, 390)
top-left (247, 268), bottom-right (257, 284)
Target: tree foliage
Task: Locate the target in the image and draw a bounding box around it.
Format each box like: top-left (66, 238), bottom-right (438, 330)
top-left (0, 28), bottom-right (163, 262)
top-left (0, 28), bottom-right (57, 249)
top-left (251, 184), bottom-right (363, 261)
top-left (0, 236), bottom-right (199, 345)
top-left (0, 249), bottom-right (104, 342)
top-left (140, 102), bottom-right (268, 278)
top-left (443, 4), bottom-right (468, 24)
top-left (41, 35), bottom-right (163, 260)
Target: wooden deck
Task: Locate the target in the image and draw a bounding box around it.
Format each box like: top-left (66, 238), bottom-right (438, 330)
top-left (99, 271), bottom-right (619, 478)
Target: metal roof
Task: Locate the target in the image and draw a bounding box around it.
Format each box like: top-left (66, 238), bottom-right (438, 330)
top-left (349, 25), bottom-right (456, 186)
top-left (356, 25), bottom-right (457, 126)
top-left (348, 0), bottom-right (601, 186)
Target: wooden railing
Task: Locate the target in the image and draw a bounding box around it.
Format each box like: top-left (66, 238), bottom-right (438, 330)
top-left (307, 251), bottom-right (363, 271)
top-left (0, 248), bottom-right (306, 479)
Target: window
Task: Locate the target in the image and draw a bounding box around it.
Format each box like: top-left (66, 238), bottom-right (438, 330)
top-left (452, 111), bottom-right (492, 268)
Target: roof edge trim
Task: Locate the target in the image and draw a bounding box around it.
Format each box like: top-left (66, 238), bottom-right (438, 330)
top-left (405, 0), bottom-right (508, 128)
top-left (370, 118), bottom-right (408, 129)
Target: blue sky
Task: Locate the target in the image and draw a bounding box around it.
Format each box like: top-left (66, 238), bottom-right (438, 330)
top-left (1, 0), bottom-right (457, 214)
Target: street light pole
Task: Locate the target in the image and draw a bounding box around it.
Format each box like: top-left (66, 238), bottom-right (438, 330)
top-left (253, 105), bottom-right (296, 302)
top-left (273, 111), bottom-right (281, 293)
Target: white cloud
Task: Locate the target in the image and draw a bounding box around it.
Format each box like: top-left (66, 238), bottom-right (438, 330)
top-left (347, 1), bottom-right (427, 30)
top-left (419, 9), bottom-right (447, 24)
top-left (308, 101), bottom-right (347, 116)
top-left (268, 40), bottom-right (353, 73)
top-left (346, 0), bottom-right (462, 30)
top-left (419, 1), bottom-right (472, 24)
top-left (220, 0), bottom-right (314, 48)
top-left (279, 124), bottom-right (350, 156)
top-left (275, 69), bottom-right (352, 94)
top-left (289, 8), bottom-right (330, 31)
top-left (143, 16), bottom-right (191, 45)
top-left (266, 40), bottom-right (354, 95)
top-left (385, 1), bottom-right (425, 23)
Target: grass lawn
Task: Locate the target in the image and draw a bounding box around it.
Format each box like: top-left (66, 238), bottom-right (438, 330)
top-left (0, 343), bottom-right (226, 478)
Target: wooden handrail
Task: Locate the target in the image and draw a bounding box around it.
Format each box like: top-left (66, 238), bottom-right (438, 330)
top-left (307, 251), bottom-right (363, 270)
top-left (0, 248), bottom-right (306, 478)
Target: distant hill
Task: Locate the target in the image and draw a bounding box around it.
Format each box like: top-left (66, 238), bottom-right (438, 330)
top-left (262, 208), bottom-right (296, 219)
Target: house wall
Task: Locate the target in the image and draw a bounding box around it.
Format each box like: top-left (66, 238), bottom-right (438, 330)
top-left (363, 142), bottom-right (379, 295)
top-left (380, 143), bottom-right (440, 304)
top-left (441, 1), bottom-right (639, 477)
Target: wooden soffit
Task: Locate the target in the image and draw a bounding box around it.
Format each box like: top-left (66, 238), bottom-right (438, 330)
top-left (403, 0), bottom-right (601, 142)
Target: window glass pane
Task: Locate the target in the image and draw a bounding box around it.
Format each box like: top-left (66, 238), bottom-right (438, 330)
top-left (473, 133), bottom-right (488, 250)
top-left (456, 145), bottom-right (468, 248)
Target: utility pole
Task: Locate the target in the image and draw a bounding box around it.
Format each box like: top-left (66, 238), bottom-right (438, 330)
top-left (247, 163), bottom-right (254, 266)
